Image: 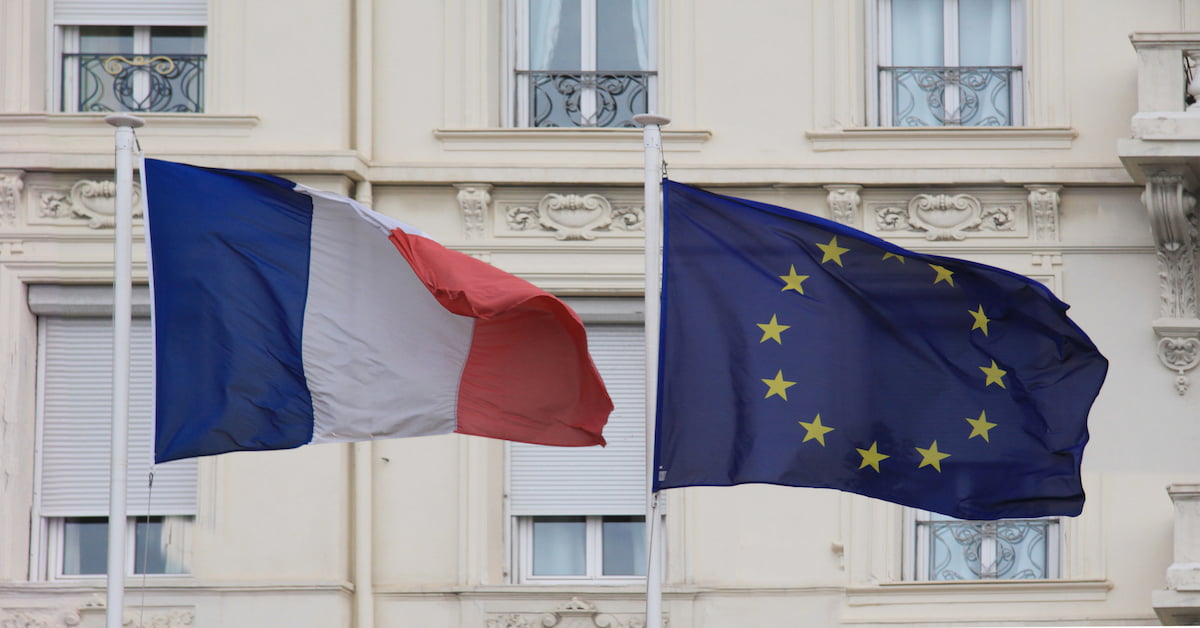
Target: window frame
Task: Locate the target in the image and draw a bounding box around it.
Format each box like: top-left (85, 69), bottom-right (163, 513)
top-left (870, 0), bottom-right (1025, 127)
top-left (56, 24), bottom-right (207, 113)
top-left (903, 508), bottom-right (1061, 581)
top-left (42, 515), bottom-right (192, 580)
top-left (504, 0), bottom-right (658, 128)
top-left (514, 515), bottom-right (646, 584)
top-left (28, 285), bottom-right (197, 581)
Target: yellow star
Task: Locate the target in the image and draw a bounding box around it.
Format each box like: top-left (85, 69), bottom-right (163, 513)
top-left (856, 442), bottom-right (889, 472)
top-left (798, 414), bottom-right (835, 446)
top-left (762, 370), bottom-right (796, 401)
top-left (930, 264), bottom-right (955, 286)
top-left (779, 265), bottom-right (810, 294)
top-left (817, 236), bottom-right (850, 267)
top-left (966, 410), bottom-right (997, 442)
top-left (915, 440), bottom-right (951, 472)
top-left (882, 251), bottom-right (906, 263)
top-left (980, 360), bottom-right (1007, 388)
top-left (969, 305), bottom-right (991, 336)
top-left (757, 314), bottom-right (790, 344)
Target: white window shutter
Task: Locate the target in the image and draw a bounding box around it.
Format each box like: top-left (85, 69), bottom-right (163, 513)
top-left (39, 316), bottom-right (197, 517)
top-left (53, 0), bottom-right (207, 26)
top-left (508, 325), bottom-right (646, 516)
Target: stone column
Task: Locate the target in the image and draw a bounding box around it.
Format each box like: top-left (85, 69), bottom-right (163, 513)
top-left (1154, 484), bottom-right (1200, 624)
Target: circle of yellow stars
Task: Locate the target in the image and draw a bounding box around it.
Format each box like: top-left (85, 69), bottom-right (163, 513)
top-left (751, 235), bottom-right (1013, 475)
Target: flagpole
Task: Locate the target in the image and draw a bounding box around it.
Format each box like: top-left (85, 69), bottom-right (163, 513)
top-left (633, 112), bottom-right (669, 628)
top-left (104, 113), bottom-right (144, 628)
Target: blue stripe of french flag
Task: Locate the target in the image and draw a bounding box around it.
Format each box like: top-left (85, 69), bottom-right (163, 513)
top-left (144, 159), bottom-right (611, 463)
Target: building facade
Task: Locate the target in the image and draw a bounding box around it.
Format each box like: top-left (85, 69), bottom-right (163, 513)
top-left (2, 0), bottom-right (1200, 626)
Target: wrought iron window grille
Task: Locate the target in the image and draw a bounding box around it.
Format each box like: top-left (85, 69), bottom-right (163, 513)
top-left (880, 65), bottom-right (1020, 127)
top-left (919, 518), bottom-right (1055, 580)
top-left (64, 53), bottom-right (205, 113)
top-left (517, 70), bottom-right (653, 128)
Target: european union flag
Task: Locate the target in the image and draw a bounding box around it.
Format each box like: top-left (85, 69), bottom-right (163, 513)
top-left (653, 181), bottom-right (1108, 520)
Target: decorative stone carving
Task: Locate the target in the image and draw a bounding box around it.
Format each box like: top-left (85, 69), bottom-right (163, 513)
top-left (1159, 337), bottom-right (1200, 395)
top-left (38, 179), bottom-right (143, 229)
top-left (455, 182), bottom-right (492, 240)
top-left (874, 193), bottom-right (1016, 241)
top-left (0, 606), bottom-right (81, 627)
top-left (1026, 184), bottom-right (1062, 241)
top-left (485, 615), bottom-right (545, 628)
top-left (823, 184), bottom-right (861, 226)
top-left (1142, 172), bottom-right (1200, 394)
top-left (484, 598), bottom-right (663, 628)
top-left (505, 193), bottom-right (643, 240)
top-left (0, 171), bottom-right (23, 226)
top-left (0, 240), bottom-right (24, 256)
top-left (73, 601), bottom-right (194, 628)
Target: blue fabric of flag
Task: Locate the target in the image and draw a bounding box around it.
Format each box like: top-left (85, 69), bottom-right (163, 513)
top-left (652, 181), bottom-right (1109, 520)
top-left (145, 159), bottom-right (316, 462)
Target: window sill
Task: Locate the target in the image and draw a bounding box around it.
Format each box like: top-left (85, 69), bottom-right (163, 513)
top-left (0, 113), bottom-right (260, 138)
top-left (805, 126), bottom-right (1077, 151)
top-left (845, 578), bottom-right (1111, 607)
top-left (434, 127), bottom-right (711, 152)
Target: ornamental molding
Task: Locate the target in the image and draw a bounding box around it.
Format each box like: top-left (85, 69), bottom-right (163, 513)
top-left (454, 182), bottom-right (493, 240)
top-left (499, 191), bottom-right (644, 240)
top-left (864, 188), bottom-right (1027, 241)
top-left (824, 184), bottom-right (862, 227)
top-left (1141, 171), bottom-right (1200, 394)
top-left (484, 598), bottom-right (665, 628)
top-left (0, 602), bottom-right (194, 628)
top-left (0, 171), bottom-right (23, 226)
top-left (36, 179), bottom-right (143, 229)
top-left (1026, 184), bottom-right (1062, 242)
top-left (0, 239), bottom-right (25, 257)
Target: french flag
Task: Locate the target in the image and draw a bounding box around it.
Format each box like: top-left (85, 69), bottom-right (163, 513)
top-left (144, 159), bottom-right (612, 463)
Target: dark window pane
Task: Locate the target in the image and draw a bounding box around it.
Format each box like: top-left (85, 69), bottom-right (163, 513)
top-left (62, 517), bottom-right (107, 575)
top-left (151, 26), bottom-right (206, 55)
top-left (530, 0), bottom-right (581, 70)
top-left (597, 0), bottom-right (647, 71)
top-left (79, 26), bottom-right (133, 54)
top-left (601, 515), bottom-right (645, 576)
top-left (531, 516), bottom-right (586, 576)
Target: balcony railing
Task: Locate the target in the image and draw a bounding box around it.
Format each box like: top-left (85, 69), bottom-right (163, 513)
top-left (63, 53), bottom-right (205, 113)
top-left (920, 518), bottom-right (1054, 581)
top-left (517, 70), bottom-right (653, 128)
top-left (880, 66), bottom-right (1020, 127)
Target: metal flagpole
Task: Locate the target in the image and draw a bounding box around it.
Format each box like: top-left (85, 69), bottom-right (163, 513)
top-left (104, 113), bottom-right (144, 628)
top-left (632, 112), bottom-right (669, 628)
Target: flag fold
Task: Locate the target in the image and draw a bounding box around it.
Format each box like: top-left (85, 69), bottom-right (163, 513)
top-left (145, 159), bottom-right (611, 463)
top-left (653, 181), bottom-right (1108, 520)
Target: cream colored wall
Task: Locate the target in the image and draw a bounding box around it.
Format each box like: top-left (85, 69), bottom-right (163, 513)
top-left (2, 0), bottom-right (1199, 626)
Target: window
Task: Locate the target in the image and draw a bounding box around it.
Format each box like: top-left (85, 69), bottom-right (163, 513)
top-left (54, 0), bottom-right (207, 113)
top-left (519, 516), bottom-right (646, 580)
top-left (874, 0), bottom-right (1023, 126)
top-left (510, 0), bottom-right (655, 127)
top-left (508, 308), bottom-right (648, 583)
top-left (31, 286), bottom-right (197, 579)
top-left (908, 510), bottom-right (1060, 580)
top-left (48, 516), bottom-right (189, 577)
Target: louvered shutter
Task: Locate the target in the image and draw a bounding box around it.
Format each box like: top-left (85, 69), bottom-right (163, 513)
top-left (39, 316), bottom-right (197, 517)
top-left (53, 0), bottom-right (207, 25)
top-left (508, 325), bottom-right (646, 516)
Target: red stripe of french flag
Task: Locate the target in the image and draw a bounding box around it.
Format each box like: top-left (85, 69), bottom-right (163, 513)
top-left (388, 228), bottom-right (611, 447)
